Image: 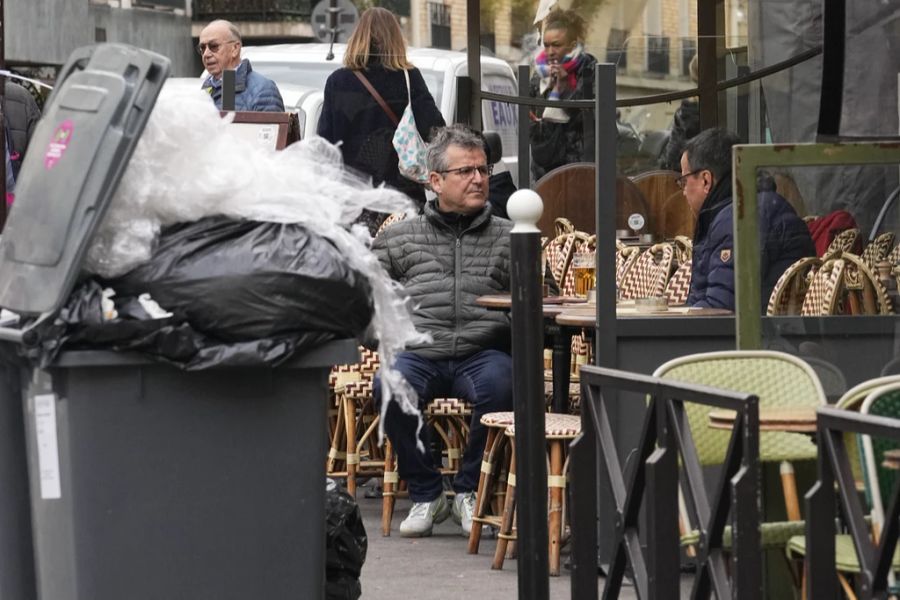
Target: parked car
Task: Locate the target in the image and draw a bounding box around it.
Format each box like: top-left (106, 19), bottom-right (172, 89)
top-left (240, 43), bottom-right (521, 184)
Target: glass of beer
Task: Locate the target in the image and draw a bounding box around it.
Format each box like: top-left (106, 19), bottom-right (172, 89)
top-left (571, 252), bottom-right (596, 298)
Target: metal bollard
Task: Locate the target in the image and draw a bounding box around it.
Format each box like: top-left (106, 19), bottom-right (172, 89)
top-left (507, 189), bottom-right (550, 600)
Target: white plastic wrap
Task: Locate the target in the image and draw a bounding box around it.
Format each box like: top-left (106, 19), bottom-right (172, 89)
top-left (86, 85), bottom-right (429, 444)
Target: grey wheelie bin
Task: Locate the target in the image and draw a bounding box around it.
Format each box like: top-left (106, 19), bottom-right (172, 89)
top-left (0, 43), bottom-right (358, 600)
top-left (0, 344), bottom-right (36, 600)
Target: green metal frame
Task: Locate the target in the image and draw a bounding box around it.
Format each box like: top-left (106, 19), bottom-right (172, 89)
top-left (732, 142), bottom-right (900, 349)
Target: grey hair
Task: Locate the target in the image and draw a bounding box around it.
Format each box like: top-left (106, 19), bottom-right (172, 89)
top-left (426, 124), bottom-right (487, 173)
top-left (206, 19), bottom-right (242, 43)
top-left (683, 127), bottom-right (740, 182)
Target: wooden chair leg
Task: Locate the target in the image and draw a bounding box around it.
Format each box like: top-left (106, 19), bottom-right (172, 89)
top-left (837, 573), bottom-right (857, 600)
top-left (344, 394), bottom-right (359, 496)
top-left (327, 396), bottom-right (346, 474)
top-left (548, 440), bottom-right (565, 576)
top-left (779, 460), bottom-right (802, 522)
top-left (382, 440), bottom-right (397, 536)
top-left (468, 427), bottom-right (499, 554)
top-left (492, 448), bottom-right (516, 570)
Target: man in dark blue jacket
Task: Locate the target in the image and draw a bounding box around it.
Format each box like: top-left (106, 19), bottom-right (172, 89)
top-left (680, 128), bottom-right (814, 310)
top-left (199, 20), bottom-right (284, 112)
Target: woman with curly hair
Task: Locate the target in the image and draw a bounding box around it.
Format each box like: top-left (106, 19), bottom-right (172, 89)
top-left (529, 8), bottom-right (597, 181)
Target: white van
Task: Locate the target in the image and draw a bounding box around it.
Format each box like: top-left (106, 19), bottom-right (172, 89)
top-left (240, 43), bottom-right (520, 184)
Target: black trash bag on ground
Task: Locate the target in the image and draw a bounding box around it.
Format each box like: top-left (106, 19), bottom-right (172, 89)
top-left (23, 279), bottom-right (337, 370)
top-left (113, 216), bottom-right (374, 343)
top-left (325, 479), bottom-right (367, 600)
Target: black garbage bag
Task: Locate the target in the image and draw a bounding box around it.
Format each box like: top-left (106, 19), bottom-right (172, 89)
top-left (325, 479), bottom-right (367, 600)
top-left (113, 216), bottom-right (374, 343)
top-left (23, 279), bottom-right (337, 370)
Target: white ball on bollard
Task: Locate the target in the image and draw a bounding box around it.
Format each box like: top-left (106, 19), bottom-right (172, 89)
top-left (507, 189), bottom-right (544, 233)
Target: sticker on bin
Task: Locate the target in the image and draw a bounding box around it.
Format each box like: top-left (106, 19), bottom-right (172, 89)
top-left (34, 394), bottom-right (62, 500)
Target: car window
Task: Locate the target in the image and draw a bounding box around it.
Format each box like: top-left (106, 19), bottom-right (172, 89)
top-left (481, 74), bottom-right (518, 160)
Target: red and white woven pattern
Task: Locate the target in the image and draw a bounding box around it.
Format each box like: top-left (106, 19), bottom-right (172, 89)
top-left (375, 212), bottom-right (409, 237)
top-left (560, 236), bottom-right (597, 296)
top-left (619, 243), bottom-right (675, 300)
top-left (425, 397), bottom-right (471, 416)
top-left (615, 247), bottom-right (639, 288)
top-left (545, 233), bottom-right (578, 287)
top-left (766, 257), bottom-right (820, 316)
top-left (824, 228), bottom-right (859, 259)
top-left (861, 232), bottom-right (896, 269)
top-left (480, 411), bottom-right (516, 427)
top-left (507, 414), bottom-right (581, 439)
top-left (664, 260), bottom-right (692, 306)
top-left (801, 259), bottom-right (845, 315)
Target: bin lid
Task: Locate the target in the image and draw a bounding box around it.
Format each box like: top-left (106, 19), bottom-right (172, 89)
top-left (0, 44), bottom-right (170, 316)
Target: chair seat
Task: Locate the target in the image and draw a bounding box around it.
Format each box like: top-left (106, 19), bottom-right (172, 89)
top-left (480, 411), bottom-right (516, 427)
top-left (507, 414), bottom-right (581, 439)
top-left (786, 533), bottom-right (900, 573)
top-left (681, 520), bottom-right (806, 551)
top-left (543, 380), bottom-right (581, 398)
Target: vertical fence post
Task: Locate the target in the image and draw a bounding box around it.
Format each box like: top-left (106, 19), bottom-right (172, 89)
top-left (507, 189), bottom-right (549, 600)
top-left (517, 65), bottom-right (531, 189)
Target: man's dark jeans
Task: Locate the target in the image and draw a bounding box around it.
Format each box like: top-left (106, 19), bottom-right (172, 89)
top-left (374, 350), bottom-right (513, 502)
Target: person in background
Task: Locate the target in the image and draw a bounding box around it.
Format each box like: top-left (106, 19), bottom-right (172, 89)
top-left (680, 128), bottom-right (815, 310)
top-left (4, 80), bottom-right (41, 180)
top-left (372, 125), bottom-right (512, 538)
top-left (529, 8), bottom-right (597, 181)
top-left (661, 54), bottom-right (701, 171)
top-left (318, 7), bottom-right (445, 234)
top-left (199, 20), bottom-right (284, 112)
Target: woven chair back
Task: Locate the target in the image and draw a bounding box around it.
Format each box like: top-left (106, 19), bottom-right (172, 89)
top-left (835, 376), bottom-right (900, 486)
top-left (618, 242), bottom-right (675, 300)
top-left (840, 253), bottom-right (893, 315)
top-left (860, 383), bottom-right (900, 533)
top-left (654, 350), bottom-right (825, 465)
top-left (886, 243), bottom-right (900, 266)
top-left (554, 217), bottom-right (575, 236)
top-left (824, 228), bottom-right (860, 259)
top-left (560, 235), bottom-right (596, 296)
top-left (615, 244), bottom-right (640, 288)
top-left (663, 260), bottom-right (692, 305)
top-left (801, 258), bottom-right (845, 315)
top-left (767, 257), bottom-right (822, 315)
top-left (672, 235), bottom-right (693, 266)
top-left (861, 232), bottom-right (896, 269)
top-left (375, 212), bottom-right (409, 237)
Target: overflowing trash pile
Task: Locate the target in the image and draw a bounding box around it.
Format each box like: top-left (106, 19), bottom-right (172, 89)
top-left (21, 84), bottom-right (427, 438)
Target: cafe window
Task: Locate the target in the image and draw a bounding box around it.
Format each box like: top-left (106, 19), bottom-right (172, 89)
top-left (429, 2), bottom-right (451, 50)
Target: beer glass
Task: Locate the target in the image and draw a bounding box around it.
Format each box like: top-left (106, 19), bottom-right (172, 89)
top-left (570, 252), bottom-right (596, 298)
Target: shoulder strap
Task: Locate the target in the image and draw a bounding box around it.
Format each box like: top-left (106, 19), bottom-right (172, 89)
top-left (353, 70), bottom-right (399, 126)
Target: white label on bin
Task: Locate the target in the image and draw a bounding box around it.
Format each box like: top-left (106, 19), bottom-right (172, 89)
top-left (34, 394), bottom-right (61, 500)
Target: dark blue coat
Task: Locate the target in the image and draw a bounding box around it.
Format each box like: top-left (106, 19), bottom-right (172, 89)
top-left (318, 65), bottom-right (445, 206)
top-left (201, 59), bottom-right (284, 113)
top-left (687, 177), bottom-right (815, 310)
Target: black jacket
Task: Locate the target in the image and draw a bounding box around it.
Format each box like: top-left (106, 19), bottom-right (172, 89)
top-left (528, 52), bottom-right (597, 180)
top-left (661, 99), bottom-right (700, 171)
top-left (687, 176), bottom-right (815, 310)
top-left (3, 81), bottom-right (41, 176)
top-left (318, 65), bottom-right (445, 207)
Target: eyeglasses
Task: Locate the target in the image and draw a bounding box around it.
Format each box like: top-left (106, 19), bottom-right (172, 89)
top-left (676, 169), bottom-right (704, 189)
top-left (196, 40), bottom-right (237, 55)
top-left (438, 164), bottom-right (493, 178)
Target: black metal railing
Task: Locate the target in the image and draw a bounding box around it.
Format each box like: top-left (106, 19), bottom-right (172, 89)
top-left (570, 366), bottom-right (762, 600)
top-left (807, 406), bottom-right (900, 599)
top-left (192, 0), bottom-right (311, 21)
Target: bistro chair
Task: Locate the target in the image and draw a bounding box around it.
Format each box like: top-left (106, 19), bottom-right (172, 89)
top-left (885, 243), bottom-right (900, 266)
top-left (786, 379), bottom-right (900, 598)
top-left (615, 241), bottom-right (640, 288)
top-left (381, 396), bottom-right (472, 536)
top-left (801, 257), bottom-right (846, 315)
top-left (618, 242), bottom-right (675, 300)
top-left (663, 260), bottom-right (692, 305)
top-left (767, 256), bottom-right (822, 315)
top-left (490, 414), bottom-right (582, 576)
top-left (467, 411), bottom-right (516, 555)
top-left (654, 351), bottom-right (825, 553)
top-left (824, 228), bottom-right (861, 259)
top-left (861, 232), bottom-right (896, 270)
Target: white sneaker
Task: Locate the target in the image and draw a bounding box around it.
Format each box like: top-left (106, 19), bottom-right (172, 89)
top-left (399, 494), bottom-right (451, 537)
top-left (452, 491), bottom-right (477, 535)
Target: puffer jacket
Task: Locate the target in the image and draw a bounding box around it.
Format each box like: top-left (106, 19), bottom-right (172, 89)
top-left (3, 81), bottom-right (41, 177)
top-left (202, 59), bottom-right (284, 112)
top-left (687, 176), bottom-right (815, 310)
top-left (528, 52), bottom-right (597, 180)
top-left (372, 200), bottom-right (512, 359)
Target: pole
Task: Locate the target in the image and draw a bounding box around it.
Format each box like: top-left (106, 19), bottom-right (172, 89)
top-left (0, 0), bottom-right (7, 232)
top-left (507, 189), bottom-right (549, 600)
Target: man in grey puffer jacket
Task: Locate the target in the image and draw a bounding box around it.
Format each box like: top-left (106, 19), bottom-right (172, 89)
top-left (373, 125), bottom-right (513, 538)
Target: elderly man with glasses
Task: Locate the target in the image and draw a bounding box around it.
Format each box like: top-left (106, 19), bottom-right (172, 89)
top-left (679, 128), bottom-right (814, 310)
top-left (371, 124), bottom-right (513, 538)
top-left (198, 20), bottom-right (284, 112)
